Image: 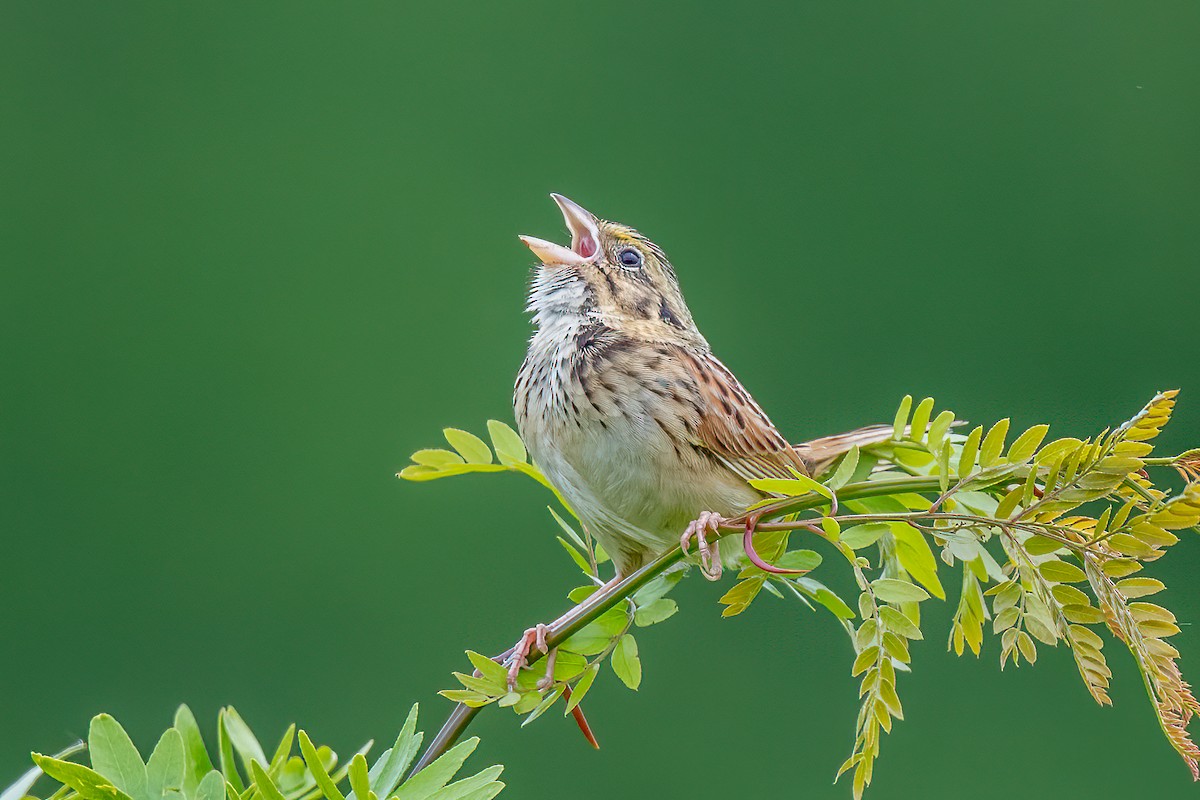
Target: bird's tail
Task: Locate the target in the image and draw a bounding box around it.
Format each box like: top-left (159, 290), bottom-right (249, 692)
top-left (792, 424), bottom-right (895, 476)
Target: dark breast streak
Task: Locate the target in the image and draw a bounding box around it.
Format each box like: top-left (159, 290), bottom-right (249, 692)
top-left (568, 327), bottom-right (707, 450)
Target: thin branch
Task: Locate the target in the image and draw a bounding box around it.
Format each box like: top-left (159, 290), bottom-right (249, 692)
top-left (411, 474), bottom-right (947, 773)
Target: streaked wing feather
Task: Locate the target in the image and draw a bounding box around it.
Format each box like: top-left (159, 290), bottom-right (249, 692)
top-left (793, 424), bottom-right (895, 475)
top-left (672, 348), bottom-right (808, 481)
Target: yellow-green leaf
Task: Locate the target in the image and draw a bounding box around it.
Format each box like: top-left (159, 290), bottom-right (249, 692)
top-left (995, 486), bottom-right (1023, 519)
top-left (927, 410), bottom-right (957, 451)
top-left (749, 473), bottom-right (832, 499)
top-left (871, 578), bottom-right (930, 604)
top-left (892, 395), bottom-right (913, 440)
top-left (718, 577), bottom-right (764, 617)
top-left (1007, 425), bottom-right (1050, 464)
top-left (889, 522), bottom-right (946, 600)
top-left (909, 397), bottom-right (935, 442)
top-left (611, 635), bottom-right (642, 690)
top-left (442, 428), bottom-right (493, 464)
top-left (564, 664), bottom-right (600, 715)
top-left (840, 524), bottom-right (888, 550)
top-left (1038, 560), bottom-right (1087, 583)
top-left (958, 425), bottom-right (983, 478)
top-left (879, 606), bottom-right (923, 640)
top-left (1116, 577), bottom-right (1166, 598)
top-left (466, 651), bottom-right (510, 687)
top-left (980, 419), bottom-right (1011, 467)
top-left (486, 420), bottom-right (527, 465)
top-left (1024, 536), bottom-right (1063, 556)
top-left (410, 449), bottom-right (466, 468)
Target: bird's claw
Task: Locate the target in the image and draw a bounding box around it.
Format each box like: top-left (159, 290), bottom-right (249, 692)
top-left (681, 511), bottom-right (725, 581)
top-left (505, 623), bottom-right (550, 689)
top-left (536, 648), bottom-right (558, 691)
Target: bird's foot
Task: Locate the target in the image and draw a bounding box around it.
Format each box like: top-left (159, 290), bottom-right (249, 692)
top-left (536, 648), bottom-right (558, 691)
top-left (681, 511), bottom-right (725, 581)
top-left (505, 623), bottom-right (550, 689)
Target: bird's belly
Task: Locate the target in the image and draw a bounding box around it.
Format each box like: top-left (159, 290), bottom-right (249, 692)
top-left (524, 399), bottom-right (759, 566)
top-left (515, 329), bottom-right (760, 572)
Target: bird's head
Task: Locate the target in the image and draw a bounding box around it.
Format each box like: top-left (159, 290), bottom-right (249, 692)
top-left (520, 194), bottom-right (703, 344)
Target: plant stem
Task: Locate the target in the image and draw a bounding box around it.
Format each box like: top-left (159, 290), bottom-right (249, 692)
top-left (410, 473), bottom-right (946, 773)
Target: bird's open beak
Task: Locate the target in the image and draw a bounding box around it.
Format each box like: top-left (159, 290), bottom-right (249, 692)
top-left (519, 193), bottom-right (601, 267)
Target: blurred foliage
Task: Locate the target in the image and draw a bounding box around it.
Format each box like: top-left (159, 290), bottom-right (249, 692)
top-left (401, 391), bottom-right (1200, 797)
top-left (7, 707), bottom-right (502, 800)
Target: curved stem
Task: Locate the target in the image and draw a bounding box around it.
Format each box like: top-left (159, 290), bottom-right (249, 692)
top-left (411, 473), bottom-right (946, 773)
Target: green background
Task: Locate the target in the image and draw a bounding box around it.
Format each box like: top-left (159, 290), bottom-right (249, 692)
top-left (4, 3), bottom-right (1200, 797)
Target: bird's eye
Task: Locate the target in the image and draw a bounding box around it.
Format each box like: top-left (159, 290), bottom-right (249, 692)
top-left (618, 247), bottom-right (643, 269)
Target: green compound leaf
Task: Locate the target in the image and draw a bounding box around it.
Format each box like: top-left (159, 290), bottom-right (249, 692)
top-left (31, 755), bottom-right (134, 800)
top-left (1007, 424), bottom-right (1050, 464)
top-left (219, 709), bottom-right (266, 783)
top-left (442, 429), bottom-right (493, 465)
top-left (892, 395), bottom-right (913, 441)
top-left (749, 474), bottom-right (832, 499)
top-left (633, 598), bottom-right (678, 627)
top-left (718, 576), bottom-right (764, 617)
top-left (889, 522), bottom-right (945, 600)
top-left (486, 420), bottom-right (527, 466)
top-left (3, 743), bottom-right (85, 800)
top-left (248, 762), bottom-right (285, 800)
top-left (426, 765), bottom-right (504, 800)
top-left (88, 714), bottom-right (147, 800)
top-left (879, 606), bottom-right (923, 640)
top-left (393, 738), bottom-right (480, 800)
top-left (829, 447), bottom-right (860, 490)
top-left (839, 524), bottom-right (887, 550)
top-left (772, 549), bottom-right (822, 572)
top-left (565, 665), bottom-right (600, 715)
top-left (909, 397), bottom-right (935, 442)
top-left (410, 449), bottom-right (466, 468)
top-left (296, 731), bottom-right (344, 800)
top-left (519, 689), bottom-right (564, 728)
top-left (795, 577), bottom-right (856, 620)
top-left (927, 410), bottom-right (956, 451)
top-left (146, 729), bottom-right (185, 800)
top-left (871, 578), bottom-right (930, 604)
top-left (957, 425), bottom-right (983, 478)
top-left (979, 418), bottom-right (1011, 467)
top-left (1116, 577), bottom-right (1165, 598)
top-left (612, 634), bottom-right (643, 690)
top-left (1039, 560), bottom-right (1087, 583)
top-left (465, 652), bottom-right (510, 688)
top-left (266, 725), bottom-right (295, 775)
top-left (346, 754), bottom-right (371, 800)
top-left (173, 706), bottom-right (215, 800)
top-left (193, 772), bottom-right (224, 800)
top-left (369, 705), bottom-right (423, 799)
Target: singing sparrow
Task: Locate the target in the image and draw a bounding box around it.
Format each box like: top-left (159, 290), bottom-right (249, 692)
top-left (514, 194), bottom-right (893, 584)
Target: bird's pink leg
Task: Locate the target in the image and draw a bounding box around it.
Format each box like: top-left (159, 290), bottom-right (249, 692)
top-left (505, 623), bottom-right (549, 688)
top-left (681, 511), bottom-right (725, 581)
top-left (502, 570), bottom-right (622, 688)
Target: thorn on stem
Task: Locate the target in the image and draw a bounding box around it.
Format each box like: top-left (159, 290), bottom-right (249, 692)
top-left (562, 684), bottom-right (600, 749)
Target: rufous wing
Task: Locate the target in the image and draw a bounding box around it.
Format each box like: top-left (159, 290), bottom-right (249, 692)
top-left (671, 347), bottom-right (809, 482)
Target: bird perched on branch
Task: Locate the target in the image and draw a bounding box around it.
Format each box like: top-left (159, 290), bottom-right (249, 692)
top-left (515, 194), bottom-right (892, 579)
top-left (508, 194), bottom-right (893, 677)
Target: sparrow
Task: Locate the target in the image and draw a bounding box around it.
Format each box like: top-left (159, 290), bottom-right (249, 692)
top-left (514, 194), bottom-right (893, 585)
